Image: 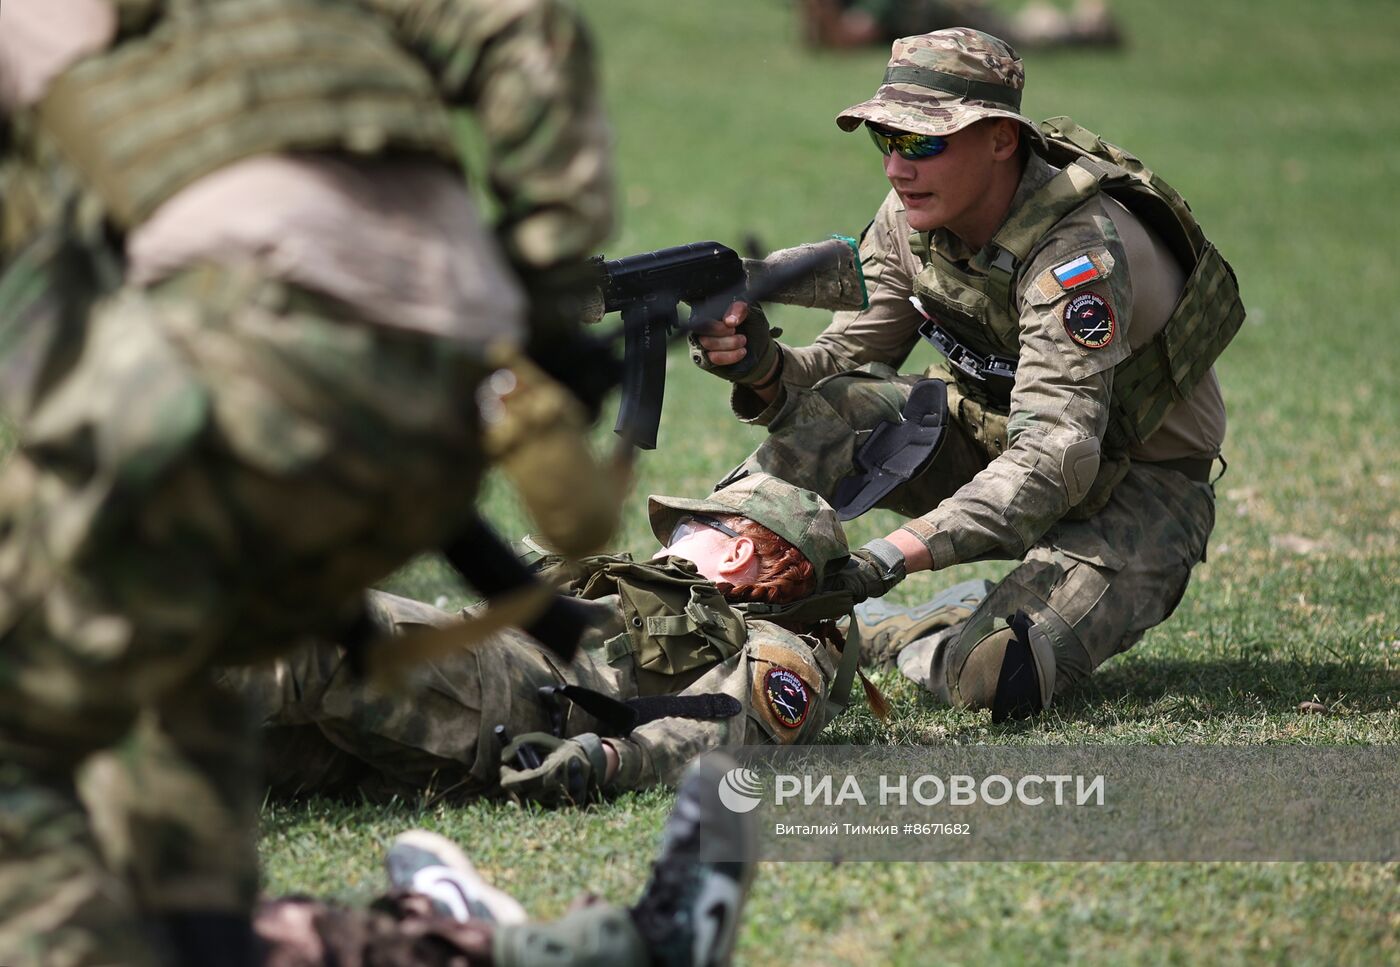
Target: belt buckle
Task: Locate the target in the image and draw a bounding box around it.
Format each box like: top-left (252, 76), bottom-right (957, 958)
top-left (918, 319), bottom-right (987, 383)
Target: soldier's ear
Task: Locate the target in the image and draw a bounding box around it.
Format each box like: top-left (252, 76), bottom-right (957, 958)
top-left (991, 118), bottom-right (1020, 161)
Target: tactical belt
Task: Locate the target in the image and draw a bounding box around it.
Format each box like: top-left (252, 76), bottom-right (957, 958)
top-left (918, 320), bottom-right (1017, 402)
top-left (833, 377), bottom-right (949, 520)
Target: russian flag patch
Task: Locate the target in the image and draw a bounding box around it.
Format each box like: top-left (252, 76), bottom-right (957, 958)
top-left (1052, 255), bottom-right (1100, 290)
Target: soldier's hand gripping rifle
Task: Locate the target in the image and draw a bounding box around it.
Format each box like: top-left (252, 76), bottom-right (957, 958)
top-left (584, 237), bottom-right (868, 449)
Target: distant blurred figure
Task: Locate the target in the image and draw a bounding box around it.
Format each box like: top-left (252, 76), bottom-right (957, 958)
top-left (800, 0), bottom-right (1123, 51)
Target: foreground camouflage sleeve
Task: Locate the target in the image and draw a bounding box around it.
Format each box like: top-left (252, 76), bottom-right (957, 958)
top-left (909, 229), bottom-right (1135, 568)
top-left (362, 0), bottom-right (615, 270)
top-left (604, 621), bottom-right (835, 791)
top-left (779, 190), bottom-right (926, 387)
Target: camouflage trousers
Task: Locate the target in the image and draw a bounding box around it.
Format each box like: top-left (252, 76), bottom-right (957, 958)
top-left (0, 262), bottom-right (490, 966)
top-left (221, 586), bottom-right (838, 802)
top-left (255, 892), bottom-right (648, 967)
top-left (726, 366), bottom-right (1216, 706)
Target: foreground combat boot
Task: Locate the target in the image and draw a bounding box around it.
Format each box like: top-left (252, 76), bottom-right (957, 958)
top-left (629, 752), bottom-right (757, 967)
top-left (855, 578), bottom-right (993, 669)
top-left (385, 829), bottom-right (528, 925)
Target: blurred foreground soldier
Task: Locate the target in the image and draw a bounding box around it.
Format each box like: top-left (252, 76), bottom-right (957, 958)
top-left (0, 0), bottom-right (617, 964)
top-left (221, 474), bottom-right (866, 806)
top-left (693, 29), bottom-right (1243, 722)
top-left (799, 0), bottom-right (1122, 51)
top-left (254, 754), bottom-right (756, 967)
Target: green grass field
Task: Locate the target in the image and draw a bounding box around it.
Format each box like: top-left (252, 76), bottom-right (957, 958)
top-left (262, 0), bottom-right (1400, 962)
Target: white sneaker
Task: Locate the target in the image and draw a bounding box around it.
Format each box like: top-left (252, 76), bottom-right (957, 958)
top-left (385, 829), bottom-right (528, 925)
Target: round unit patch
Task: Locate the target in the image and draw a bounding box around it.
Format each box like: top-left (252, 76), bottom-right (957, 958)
top-left (1063, 292), bottom-right (1116, 349)
top-left (763, 668), bottom-right (811, 729)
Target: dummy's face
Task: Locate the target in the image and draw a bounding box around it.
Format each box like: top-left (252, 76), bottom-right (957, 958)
top-left (654, 515), bottom-right (759, 585)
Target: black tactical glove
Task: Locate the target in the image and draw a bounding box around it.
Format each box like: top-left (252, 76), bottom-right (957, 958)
top-left (518, 259), bottom-right (602, 340)
top-left (689, 303), bottom-right (782, 385)
top-left (498, 732), bottom-right (609, 807)
top-left (826, 538), bottom-right (907, 603)
top-left (518, 260), bottom-right (621, 422)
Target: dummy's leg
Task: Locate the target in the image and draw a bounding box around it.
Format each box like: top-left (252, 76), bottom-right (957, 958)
top-left (225, 590), bottom-right (621, 803)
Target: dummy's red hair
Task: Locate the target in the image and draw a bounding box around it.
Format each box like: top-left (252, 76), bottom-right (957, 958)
top-left (711, 514), bottom-right (816, 605)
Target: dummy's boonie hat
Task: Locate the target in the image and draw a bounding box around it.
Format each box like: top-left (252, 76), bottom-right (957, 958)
top-left (648, 473), bottom-right (849, 583)
top-left (836, 27), bottom-right (1045, 146)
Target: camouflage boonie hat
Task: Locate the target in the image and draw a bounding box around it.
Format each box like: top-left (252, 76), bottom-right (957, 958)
top-left (648, 474), bottom-right (849, 583)
top-left (836, 28), bottom-right (1045, 146)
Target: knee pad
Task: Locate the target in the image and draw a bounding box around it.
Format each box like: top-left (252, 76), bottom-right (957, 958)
top-left (946, 612), bottom-right (1056, 719)
top-left (990, 612), bottom-right (1057, 723)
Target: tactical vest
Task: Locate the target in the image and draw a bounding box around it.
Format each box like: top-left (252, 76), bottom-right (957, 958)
top-left (536, 553), bottom-right (861, 710)
top-left (32, 0), bottom-right (459, 231)
top-left (910, 116), bottom-right (1246, 451)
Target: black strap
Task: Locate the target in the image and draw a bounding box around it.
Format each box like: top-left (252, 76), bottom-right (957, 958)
top-left (1139, 455), bottom-right (1214, 484)
top-left (626, 693), bottom-right (743, 727)
top-left (742, 589), bottom-right (856, 628)
top-left (882, 65), bottom-right (1022, 111)
top-left (547, 685), bottom-right (742, 738)
top-left (552, 685), bottom-right (638, 737)
top-left (833, 378), bottom-right (948, 520)
top-left (443, 517), bottom-right (592, 661)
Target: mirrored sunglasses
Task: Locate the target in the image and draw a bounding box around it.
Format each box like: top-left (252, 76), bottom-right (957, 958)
top-left (867, 124), bottom-right (949, 161)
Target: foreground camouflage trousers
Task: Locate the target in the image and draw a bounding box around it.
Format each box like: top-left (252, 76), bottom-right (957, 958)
top-left (256, 892), bottom-right (647, 967)
top-left (222, 586), bottom-right (837, 802)
top-left (0, 263), bottom-right (489, 966)
top-left (727, 367), bottom-right (1215, 705)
